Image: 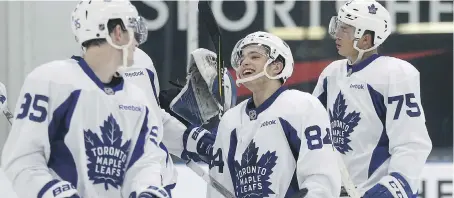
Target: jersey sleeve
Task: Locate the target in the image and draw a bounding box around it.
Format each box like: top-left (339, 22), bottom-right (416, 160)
top-left (122, 107), bottom-right (168, 197)
top-left (1, 72), bottom-right (70, 198)
top-left (312, 70), bottom-right (328, 108)
top-left (160, 108), bottom-right (187, 158)
top-left (385, 72), bottom-right (432, 193)
top-left (296, 96), bottom-right (341, 198)
top-left (207, 113), bottom-right (235, 198)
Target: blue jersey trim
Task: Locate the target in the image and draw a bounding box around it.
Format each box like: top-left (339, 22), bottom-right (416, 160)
top-left (367, 85), bottom-right (390, 177)
top-left (145, 69), bottom-right (160, 106)
top-left (71, 56), bottom-right (124, 93)
top-left (347, 54), bottom-right (380, 74)
top-left (245, 87), bottom-right (287, 120)
top-left (47, 90), bottom-right (81, 188)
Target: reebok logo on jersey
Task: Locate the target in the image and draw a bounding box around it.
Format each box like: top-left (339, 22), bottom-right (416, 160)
top-left (350, 84), bottom-right (364, 90)
top-left (124, 71), bottom-right (144, 77)
top-left (84, 114), bottom-right (131, 190)
top-left (119, 105), bottom-right (142, 112)
top-left (260, 120), bottom-right (276, 128)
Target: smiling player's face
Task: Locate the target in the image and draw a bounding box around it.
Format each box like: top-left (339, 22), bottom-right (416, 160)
top-left (236, 45), bottom-right (274, 89)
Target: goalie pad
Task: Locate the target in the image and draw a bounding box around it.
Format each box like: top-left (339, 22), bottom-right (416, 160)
top-left (170, 48), bottom-right (237, 125)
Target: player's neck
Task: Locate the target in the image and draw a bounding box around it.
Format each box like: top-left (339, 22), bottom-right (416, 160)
top-left (349, 50), bottom-right (377, 65)
top-left (83, 47), bottom-right (122, 83)
top-left (251, 80), bottom-right (281, 107)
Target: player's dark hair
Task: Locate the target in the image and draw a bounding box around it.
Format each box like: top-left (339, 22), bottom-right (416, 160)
top-left (82, 18), bottom-right (127, 48)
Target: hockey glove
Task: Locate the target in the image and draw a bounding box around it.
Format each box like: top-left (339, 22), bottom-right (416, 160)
top-left (130, 186), bottom-right (170, 198)
top-left (39, 180), bottom-right (80, 198)
top-left (169, 48), bottom-right (237, 126)
top-left (363, 172), bottom-right (413, 198)
top-left (183, 126), bottom-right (215, 158)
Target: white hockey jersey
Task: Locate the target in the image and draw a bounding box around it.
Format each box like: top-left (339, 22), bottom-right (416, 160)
top-left (117, 48), bottom-right (187, 190)
top-left (208, 87), bottom-right (341, 198)
top-left (1, 56), bottom-right (168, 198)
top-left (312, 54), bottom-right (432, 196)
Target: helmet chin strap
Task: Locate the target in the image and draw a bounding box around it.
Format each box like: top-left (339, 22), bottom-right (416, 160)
top-left (349, 40), bottom-right (379, 65)
top-left (235, 58), bottom-right (280, 87)
top-left (105, 30), bottom-right (134, 68)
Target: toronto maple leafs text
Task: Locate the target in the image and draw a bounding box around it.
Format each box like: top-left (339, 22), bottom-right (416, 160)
top-left (331, 120), bottom-right (349, 145)
top-left (235, 166), bottom-right (268, 194)
top-left (90, 146), bottom-right (128, 177)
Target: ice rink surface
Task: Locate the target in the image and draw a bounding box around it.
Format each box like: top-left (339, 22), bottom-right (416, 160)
top-left (1, 163), bottom-right (452, 198)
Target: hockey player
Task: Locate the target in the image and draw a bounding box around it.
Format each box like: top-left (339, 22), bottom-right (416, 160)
top-left (1, 1), bottom-right (171, 198)
top-left (313, 0), bottom-right (432, 197)
top-left (206, 31), bottom-right (342, 198)
top-left (118, 47), bottom-right (234, 193)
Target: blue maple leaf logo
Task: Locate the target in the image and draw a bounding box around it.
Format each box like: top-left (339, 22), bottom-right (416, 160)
top-left (0, 95), bottom-right (5, 104)
top-left (84, 114), bottom-right (131, 190)
top-left (368, 4), bottom-right (378, 14)
top-left (233, 141), bottom-right (277, 198)
top-left (329, 91), bottom-right (361, 154)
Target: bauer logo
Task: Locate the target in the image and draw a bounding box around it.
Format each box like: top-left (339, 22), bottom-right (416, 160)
top-left (329, 91), bottom-right (361, 154)
top-left (119, 104), bottom-right (142, 112)
top-left (84, 114), bottom-right (131, 190)
top-left (124, 71), bottom-right (144, 77)
top-left (233, 141), bottom-right (277, 197)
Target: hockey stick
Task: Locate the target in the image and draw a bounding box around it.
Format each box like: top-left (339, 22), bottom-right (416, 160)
top-left (337, 154), bottom-right (361, 198)
top-left (185, 160), bottom-right (235, 198)
top-left (325, 132), bottom-right (361, 198)
top-left (2, 109), bottom-right (13, 125)
top-left (198, 0), bottom-right (225, 116)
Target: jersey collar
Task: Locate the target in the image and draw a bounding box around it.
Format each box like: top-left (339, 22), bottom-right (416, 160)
top-left (347, 54), bottom-right (380, 75)
top-left (245, 86), bottom-right (287, 120)
top-left (72, 56), bottom-right (124, 95)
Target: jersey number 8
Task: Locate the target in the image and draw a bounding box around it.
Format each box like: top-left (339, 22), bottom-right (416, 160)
top-left (305, 125), bottom-right (332, 150)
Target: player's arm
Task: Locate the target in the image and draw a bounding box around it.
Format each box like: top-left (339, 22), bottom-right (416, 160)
top-left (122, 107), bottom-right (170, 198)
top-left (141, 65), bottom-right (215, 162)
top-left (1, 72), bottom-right (79, 198)
top-left (363, 72), bottom-right (432, 198)
top-left (312, 70), bottom-right (328, 108)
top-left (206, 115), bottom-right (234, 198)
top-left (296, 96), bottom-right (341, 198)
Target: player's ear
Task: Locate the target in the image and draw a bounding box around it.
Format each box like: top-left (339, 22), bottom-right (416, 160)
top-left (270, 61), bottom-right (283, 76)
top-left (112, 25), bottom-right (124, 43)
top-left (359, 33), bottom-right (373, 49)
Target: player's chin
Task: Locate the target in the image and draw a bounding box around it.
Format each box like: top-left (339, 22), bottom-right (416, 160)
top-left (337, 48), bottom-right (348, 57)
top-left (242, 79), bottom-right (263, 92)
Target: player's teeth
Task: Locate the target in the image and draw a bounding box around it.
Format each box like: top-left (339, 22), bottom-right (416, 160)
top-left (243, 69), bottom-right (254, 75)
